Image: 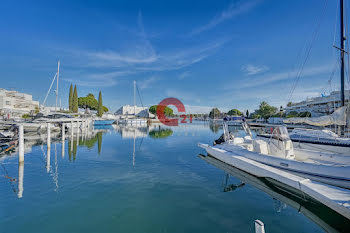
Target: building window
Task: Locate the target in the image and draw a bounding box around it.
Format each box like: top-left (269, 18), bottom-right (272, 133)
top-left (5, 101), bottom-right (10, 105)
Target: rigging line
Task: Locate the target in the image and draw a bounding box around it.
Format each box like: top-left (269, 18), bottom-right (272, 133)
top-left (43, 72), bottom-right (57, 106)
top-left (136, 84), bottom-right (144, 108)
top-left (333, 0), bottom-right (340, 47)
top-left (137, 135), bottom-right (145, 151)
top-left (287, 0), bottom-right (329, 102)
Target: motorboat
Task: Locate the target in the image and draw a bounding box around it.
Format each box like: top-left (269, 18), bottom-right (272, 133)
top-left (198, 154), bottom-right (350, 232)
top-left (199, 120), bottom-right (350, 189)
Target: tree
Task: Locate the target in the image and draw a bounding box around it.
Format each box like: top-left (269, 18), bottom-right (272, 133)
top-left (246, 110), bottom-right (249, 118)
top-left (227, 109), bottom-right (242, 116)
top-left (97, 91), bottom-right (103, 117)
top-left (209, 108), bottom-right (220, 119)
top-left (69, 84), bottom-right (73, 112)
top-left (287, 102), bottom-right (293, 107)
top-left (149, 105), bottom-right (174, 116)
top-left (78, 93), bottom-right (108, 113)
top-left (256, 101), bottom-right (277, 119)
top-left (72, 85), bottom-right (78, 113)
top-left (78, 93), bottom-right (98, 110)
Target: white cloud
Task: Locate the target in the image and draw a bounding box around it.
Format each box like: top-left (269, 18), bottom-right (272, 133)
top-left (57, 11), bottom-right (229, 89)
top-left (226, 63), bottom-right (334, 90)
top-left (83, 39), bottom-right (228, 72)
top-left (241, 64), bottom-right (269, 75)
top-left (189, 0), bottom-right (261, 36)
top-left (62, 71), bottom-right (131, 87)
top-left (138, 76), bottom-right (158, 89)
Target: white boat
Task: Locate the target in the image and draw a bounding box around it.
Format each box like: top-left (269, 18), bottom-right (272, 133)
top-left (199, 154), bottom-right (350, 232)
top-left (199, 120), bottom-right (350, 189)
top-left (279, 0), bottom-right (350, 155)
top-left (259, 127), bottom-right (350, 154)
top-left (259, 107), bottom-right (350, 154)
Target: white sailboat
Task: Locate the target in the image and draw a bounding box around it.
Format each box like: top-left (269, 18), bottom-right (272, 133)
top-left (118, 80), bottom-right (147, 126)
top-left (278, 0), bottom-right (350, 154)
top-left (258, 107), bottom-right (350, 154)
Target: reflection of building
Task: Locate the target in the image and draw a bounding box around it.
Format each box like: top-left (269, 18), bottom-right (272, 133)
top-left (115, 105), bottom-right (150, 117)
top-left (284, 91), bottom-right (350, 117)
top-left (0, 89), bottom-right (39, 114)
top-left (115, 125), bottom-right (148, 138)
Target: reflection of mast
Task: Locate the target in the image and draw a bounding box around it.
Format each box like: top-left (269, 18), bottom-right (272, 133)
top-left (53, 143), bottom-right (59, 192)
top-left (132, 129), bottom-right (136, 166)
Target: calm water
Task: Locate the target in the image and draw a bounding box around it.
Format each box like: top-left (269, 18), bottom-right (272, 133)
top-left (1, 122), bottom-right (349, 233)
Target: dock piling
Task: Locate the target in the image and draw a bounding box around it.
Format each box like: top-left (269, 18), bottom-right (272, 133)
top-left (255, 220), bottom-right (265, 233)
top-left (18, 124), bottom-right (24, 163)
top-left (47, 123), bottom-right (51, 148)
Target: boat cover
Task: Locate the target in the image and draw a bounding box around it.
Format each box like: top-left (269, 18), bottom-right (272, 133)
top-left (283, 106), bottom-right (347, 126)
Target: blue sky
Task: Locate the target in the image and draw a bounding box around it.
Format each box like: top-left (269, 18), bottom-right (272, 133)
top-left (0, 0), bottom-right (347, 113)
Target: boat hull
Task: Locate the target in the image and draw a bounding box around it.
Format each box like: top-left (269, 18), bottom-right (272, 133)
top-left (204, 143), bottom-right (350, 189)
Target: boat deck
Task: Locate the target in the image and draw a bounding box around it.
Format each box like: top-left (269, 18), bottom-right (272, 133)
top-left (198, 143), bottom-right (350, 220)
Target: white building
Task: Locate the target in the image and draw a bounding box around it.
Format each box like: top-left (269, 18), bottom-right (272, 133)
top-left (0, 89), bottom-right (39, 114)
top-left (284, 90), bottom-right (350, 117)
top-left (115, 105), bottom-right (150, 117)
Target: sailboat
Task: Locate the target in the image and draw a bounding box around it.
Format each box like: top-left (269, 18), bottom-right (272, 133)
top-left (199, 1), bottom-right (350, 189)
top-left (276, 0), bottom-right (350, 154)
top-left (258, 107), bottom-right (350, 154)
top-left (118, 80), bottom-right (147, 126)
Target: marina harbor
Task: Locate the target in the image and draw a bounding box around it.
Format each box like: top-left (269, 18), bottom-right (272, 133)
top-left (3, 0), bottom-right (350, 232)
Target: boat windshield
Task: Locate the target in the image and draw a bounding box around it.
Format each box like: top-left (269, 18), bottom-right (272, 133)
top-left (271, 126), bottom-right (290, 141)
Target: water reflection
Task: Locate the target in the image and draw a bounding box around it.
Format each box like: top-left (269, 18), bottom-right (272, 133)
top-left (199, 154), bottom-right (350, 233)
top-left (209, 122), bottom-right (220, 133)
top-left (149, 128), bottom-right (173, 139)
top-left (0, 122), bottom-right (349, 232)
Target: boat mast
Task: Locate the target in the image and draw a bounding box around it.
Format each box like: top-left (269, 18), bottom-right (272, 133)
top-left (340, 0), bottom-right (346, 107)
top-left (55, 60), bottom-right (60, 113)
top-left (133, 80), bottom-right (136, 118)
